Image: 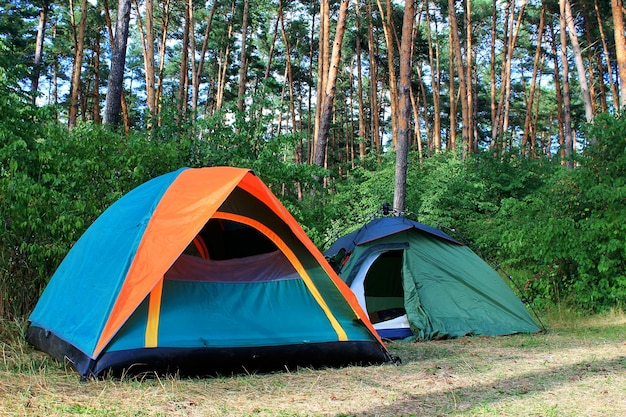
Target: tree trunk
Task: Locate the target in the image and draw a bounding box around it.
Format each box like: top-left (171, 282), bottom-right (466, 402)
top-left (410, 76), bottom-right (424, 161)
top-left (237, 0), bottom-right (249, 112)
top-left (612, 0), bottom-right (626, 108)
top-left (582, 7), bottom-right (598, 115)
top-left (549, 22), bottom-right (566, 164)
top-left (494, 1), bottom-right (511, 144)
top-left (68, 0), bottom-right (89, 129)
top-left (559, 0), bottom-right (574, 169)
top-left (367, 1), bottom-right (381, 154)
top-left (448, 0), bottom-right (469, 153)
top-left (279, 0), bottom-right (297, 135)
top-left (376, 0), bottom-right (399, 149)
top-left (156, 0), bottom-right (171, 122)
top-left (448, 23), bottom-right (456, 151)
top-left (522, 3), bottom-right (545, 154)
top-left (490, 0), bottom-right (498, 145)
top-left (312, 0), bottom-right (330, 163)
top-left (193, 0), bottom-right (216, 112)
top-left (345, 77), bottom-right (355, 169)
top-left (355, 1), bottom-right (366, 159)
top-left (104, 0), bottom-right (132, 127)
top-left (394, 0), bottom-right (415, 214)
top-left (502, 0), bottom-right (527, 138)
top-left (595, 0), bottom-right (618, 111)
top-left (563, 0), bottom-right (593, 122)
top-left (31, 0), bottom-right (49, 105)
top-left (178, 4), bottom-right (190, 114)
top-left (464, 0), bottom-right (474, 152)
top-left (531, 55), bottom-right (545, 150)
top-left (145, 0), bottom-right (156, 114)
top-left (186, 0), bottom-right (199, 114)
top-left (313, 0), bottom-right (350, 169)
top-left (92, 33), bottom-right (101, 123)
top-left (426, 0), bottom-right (441, 152)
top-left (306, 4), bottom-right (316, 161)
top-left (263, 13), bottom-right (281, 80)
top-left (215, 1), bottom-right (236, 112)
top-left (51, 21), bottom-right (58, 113)
top-left (133, 0), bottom-right (156, 116)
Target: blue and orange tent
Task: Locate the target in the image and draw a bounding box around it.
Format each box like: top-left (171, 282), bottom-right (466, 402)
top-left (27, 167), bottom-right (391, 378)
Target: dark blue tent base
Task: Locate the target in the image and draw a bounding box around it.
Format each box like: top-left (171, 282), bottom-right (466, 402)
top-left (377, 328), bottom-right (413, 340)
top-left (27, 325), bottom-right (392, 379)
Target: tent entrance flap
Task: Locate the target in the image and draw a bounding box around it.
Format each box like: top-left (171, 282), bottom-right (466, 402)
top-left (352, 250), bottom-right (406, 324)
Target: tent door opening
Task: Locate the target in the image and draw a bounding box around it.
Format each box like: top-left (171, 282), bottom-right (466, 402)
top-left (351, 250), bottom-right (412, 339)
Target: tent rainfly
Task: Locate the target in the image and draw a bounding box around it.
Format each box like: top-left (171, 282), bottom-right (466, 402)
top-left (324, 217), bottom-right (540, 341)
top-left (27, 167), bottom-right (391, 378)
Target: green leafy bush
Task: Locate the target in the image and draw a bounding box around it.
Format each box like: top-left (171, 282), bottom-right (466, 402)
top-left (0, 102), bottom-right (327, 318)
top-left (497, 113), bottom-right (626, 311)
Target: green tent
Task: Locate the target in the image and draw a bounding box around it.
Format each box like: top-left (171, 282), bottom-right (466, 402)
top-left (324, 217), bottom-right (540, 341)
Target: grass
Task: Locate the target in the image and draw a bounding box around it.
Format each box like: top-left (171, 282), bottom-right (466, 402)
top-left (1, 310), bottom-right (625, 416)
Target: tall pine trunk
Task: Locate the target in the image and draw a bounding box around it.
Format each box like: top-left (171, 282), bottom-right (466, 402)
top-left (394, 0), bottom-right (415, 214)
top-left (376, 0), bottom-right (399, 149)
top-left (134, 0), bottom-right (157, 116)
top-left (187, 0), bottom-right (199, 113)
top-left (563, 0), bottom-right (593, 122)
top-left (237, 0), bottom-right (250, 112)
top-left (595, 0), bottom-right (618, 110)
top-left (522, 4), bottom-right (545, 154)
top-left (367, 2), bottom-right (381, 154)
top-left (464, 0), bottom-right (474, 152)
top-left (490, 0), bottom-right (498, 145)
top-left (312, 0), bottom-right (330, 163)
top-left (92, 34), bottom-right (101, 123)
top-left (355, 2), bottom-right (367, 159)
top-left (31, 0), bottom-right (48, 104)
top-left (193, 0), bottom-right (216, 112)
top-left (426, 0), bottom-right (441, 152)
top-left (612, 0), bottom-right (626, 108)
top-left (215, 1), bottom-right (236, 112)
top-left (559, 0), bottom-right (575, 169)
top-left (68, 0), bottom-right (88, 128)
top-left (313, 0), bottom-right (350, 169)
top-left (178, 3), bottom-right (190, 114)
top-left (448, 0), bottom-right (469, 153)
top-left (549, 22), bottom-right (566, 163)
top-left (156, 0), bottom-right (172, 123)
top-left (104, 0), bottom-right (132, 127)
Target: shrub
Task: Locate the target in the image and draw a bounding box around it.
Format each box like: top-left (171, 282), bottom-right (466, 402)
top-left (497, 113), bottom-right (626, 312)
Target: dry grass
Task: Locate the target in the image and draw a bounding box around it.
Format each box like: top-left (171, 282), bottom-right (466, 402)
top-left (1, 310), bottom-right (625, 416)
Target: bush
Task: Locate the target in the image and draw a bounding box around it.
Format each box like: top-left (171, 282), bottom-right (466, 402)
top-left (497, 113), bottom-right (626, 312)
top-left (0, 106), bottom-right (327, 318)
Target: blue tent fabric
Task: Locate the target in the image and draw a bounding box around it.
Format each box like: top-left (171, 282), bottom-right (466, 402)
top-left (325, 217), bottom-right (461, 259)
top-left (29, 168), bottom-right (184, 356)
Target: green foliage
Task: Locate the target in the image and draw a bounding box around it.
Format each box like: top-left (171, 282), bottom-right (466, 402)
top-left (0, 46), bottom-right (53, 317)
top-left (407, 149), bottom-right (556, 258)
top-left (0, 99), bottom-right (328, 318)
top-left (2, 64), bottom-right (625, 319)
top-left (495, 113), bottom-right (626, 312)
top-left (320, 117), bottom-right (625, 314)
top-left (320, 154), bottom-right (396, 249)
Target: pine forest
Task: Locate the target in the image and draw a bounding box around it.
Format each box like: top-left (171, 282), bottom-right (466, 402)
top-left (1, 0), bottom-right (626, 318)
